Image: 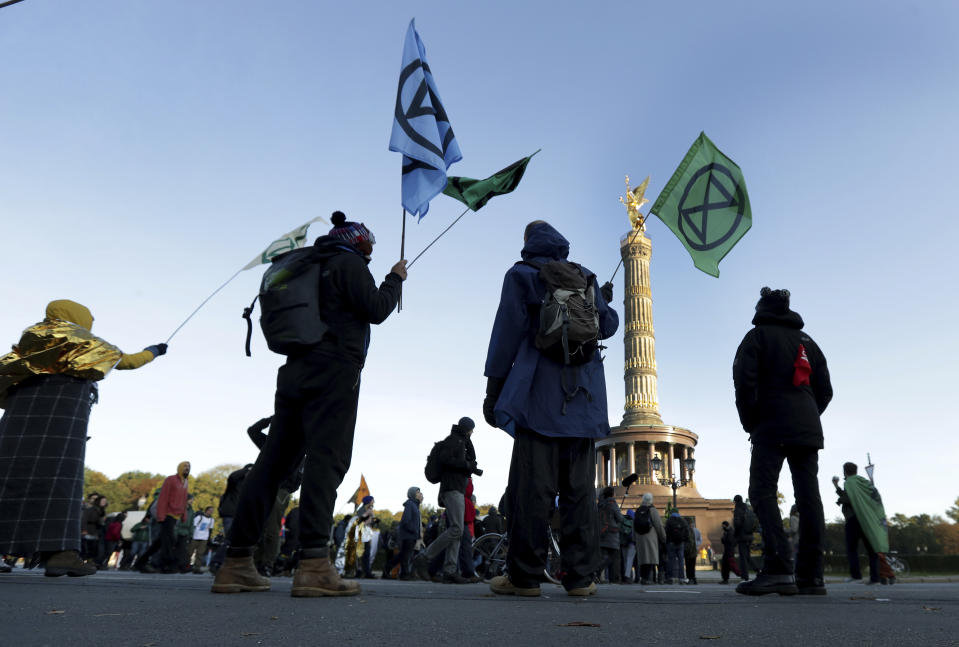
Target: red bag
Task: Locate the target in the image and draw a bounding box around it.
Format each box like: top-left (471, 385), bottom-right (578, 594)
top-left (792, 344), bottom-right (811, 386)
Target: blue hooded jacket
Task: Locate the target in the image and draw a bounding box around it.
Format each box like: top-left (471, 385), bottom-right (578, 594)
top-left (484, 222), bottom-right (619, 439)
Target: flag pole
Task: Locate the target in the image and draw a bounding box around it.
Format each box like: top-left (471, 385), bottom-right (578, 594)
top-left (165, 268), bottom-right (243, 343)
top-left (398, 208), bottom-right (406, 312)
top-left (407, 206), bottom-right (471, 270)
top-left (606, 220), bottom-right (647, 285)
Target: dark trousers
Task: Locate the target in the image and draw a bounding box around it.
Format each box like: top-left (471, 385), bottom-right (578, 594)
top-left (845, 516), bottom-right (879, 582)
top-left (600, 546), bottom-right (621, 583)
top-left (684, 554), bottom-right (697, 582)
top-left (210, 517), bottom-right (233, 568)
top-left (384, 538), bottom-right (415, 577)
top-left (721, 549), bottom-right (732, 581)
top-left (736, 541), bottom-right (754, 580)
top-left (229, 353), bottom-right (361, 552)
top-left (666, 542), bottom-right (685, 580)
top-left (639, 563), bottom-right (655, 582)
top-left (505, 429), bottom-right (597, 590)
top-left (138, 517), bottom-right (177, 570)
top-left (360, 541), bottom-right (372, 577)
top-left (748, 443), bottom-right (825, 581)
top-left (458, 525), bottom-right (476, 576)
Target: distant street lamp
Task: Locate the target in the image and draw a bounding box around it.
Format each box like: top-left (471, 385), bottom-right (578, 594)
top-left (650, 454), bottom-right (696, 508)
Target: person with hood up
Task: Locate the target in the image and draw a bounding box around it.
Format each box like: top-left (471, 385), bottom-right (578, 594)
top-left (733, 287), bottom-right (833, 596)
top-left (135, 461), bottom-right (190, 573)
top-left (598, 487), bottom-right (623, 583)
top-left (0, 299), bottom-right (166, 577)
top-left (833, 462), bottom-right (894, 584)
top-left (383, 487), bottom-right (423, 580)
top-left (483, 221), bottom-right (618, 598)
top-left (212, 212), bottom-right (405, 598)
top-left (412, 417), bottom-right (482, 584)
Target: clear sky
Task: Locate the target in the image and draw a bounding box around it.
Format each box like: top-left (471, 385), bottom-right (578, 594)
top-left (2, 1), bottom-right (957, 523)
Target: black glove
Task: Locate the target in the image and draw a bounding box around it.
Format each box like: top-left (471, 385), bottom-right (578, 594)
top-left (600, 281), bottom-right (613, 303)
top-left (146, 343), bottom-right (168, 357)
top-left (483, 376), bottom-right (505, 427)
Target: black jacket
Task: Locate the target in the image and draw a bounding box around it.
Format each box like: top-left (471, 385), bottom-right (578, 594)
top-left (732, 501), bottom-right (749, 542)
top-left (733, 306), bottom-right (832, 448)
top-left (437, 425), bottom-right (477, 497)
top-left (218, 465), bottom-right (252, 518)
top-left (311, 236), bottom-right (403, 367)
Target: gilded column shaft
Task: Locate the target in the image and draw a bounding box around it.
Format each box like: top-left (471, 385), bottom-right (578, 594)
top-left (620, 230), bottom-right (663, 426)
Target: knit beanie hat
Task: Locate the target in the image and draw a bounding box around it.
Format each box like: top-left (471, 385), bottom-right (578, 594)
top-left (756, 286), bottom-right (790, 315)
top-left (361, 495), bottom-right (374, 505)
top-left (458, 416), bottom-right (475, 431)
top-left (328, 211), bottom-right (375, 246)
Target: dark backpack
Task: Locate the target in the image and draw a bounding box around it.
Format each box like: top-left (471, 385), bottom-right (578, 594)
top-left (243, 247), bottom-right (330, 356)
top-left (743, 508), bottom-right (758, 534)
top-left (634, 505), bottom-right (653, 534)
top-left (424, 440), bottom-right (446, 485)
top-left (522, 260), bottom-right (600, 366)
top-left (620, 515), bottom-right (634, 543)
top-left (665, 516), bottom-right (686, 544)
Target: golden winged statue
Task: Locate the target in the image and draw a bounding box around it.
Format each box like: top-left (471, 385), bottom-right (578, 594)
top-left (619, 175), bottom-right (650, 230)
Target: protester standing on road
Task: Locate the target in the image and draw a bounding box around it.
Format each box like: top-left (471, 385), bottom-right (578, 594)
top-left (0, 300), bottom-right (166, 578)
top-left (733, 287), bottom-right (833, 596)
top-left (209, 463), bottom-right (252, 574)
top-left (212, 212), bottom-right (405, 597)
top-left (383, 487), bottom-right (422, 580)
top-left (598, 487), bottom-right (623, 584)
top-left (719, 520), bottom-right (737, 584)
top-left (412, 417), bottom-right (481, 584)
top-left (483, 221), bottom-right (618, 598)
top-left (190, 506), bottom-right (215, 573)
top-left (664, 510), bottom-right (688, 584)
top-left (634, 493), bottom-right (665, 585)
top-left (732, 495), bottom-right (757, 581)
top-left (833, 462), bottom-right (894, 584)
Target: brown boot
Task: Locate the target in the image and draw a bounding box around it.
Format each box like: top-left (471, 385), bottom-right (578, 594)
top-left (291, 557), bottom-right (360, 597)
top-left (210, 555), bottom-right (270, 594)
top-left (44, 551), bottom-right (96, 577)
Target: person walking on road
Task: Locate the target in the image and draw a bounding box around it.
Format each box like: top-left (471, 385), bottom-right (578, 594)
top-left (483, 221), bottom-right (619, 598)
top-left (136, 462), bottom-right (191, 574)
top-left (732, 495), bottom-right (758, 581)
top-left (634, 493), bottom-right (665, 585)
top-left (597, 487), bottom-right (623, 584)
top-left (412, 417), bottom-right (481, 584)
top-left (733, 287), bottom-right (833, 596)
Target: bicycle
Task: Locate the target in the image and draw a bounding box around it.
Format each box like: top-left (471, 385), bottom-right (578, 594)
top-left (885, 551), bottom-right (910, 577)
top-left (472, 527), bottom-right (563, 585)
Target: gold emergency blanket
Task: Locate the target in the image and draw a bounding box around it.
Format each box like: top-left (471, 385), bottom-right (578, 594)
top-left (0, 319), bottom-right (123, 405)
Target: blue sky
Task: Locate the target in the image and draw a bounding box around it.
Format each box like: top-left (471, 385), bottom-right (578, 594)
top-left (2, 1), bottom-right (957, 523)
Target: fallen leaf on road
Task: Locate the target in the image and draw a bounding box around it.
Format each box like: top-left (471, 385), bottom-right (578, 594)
top-left (558, 622), bottom-right (600, 627)
top-left (700, 636), bottom-right (722, 640)
top-left (922, 606), bottom-right (941, 612)
top-left (46, 610), bottom-right (65, 615)
top-left (270, 616), bottom-right (278, 620)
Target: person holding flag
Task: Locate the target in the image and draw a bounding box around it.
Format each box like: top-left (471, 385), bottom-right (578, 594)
top-left (212, 212), bottom-right (406, 598)
top-left (833, 462), bottom-right (895, 585)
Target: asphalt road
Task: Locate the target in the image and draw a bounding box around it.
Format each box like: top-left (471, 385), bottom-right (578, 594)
top-left (1, 569), bottom-right (957, 647)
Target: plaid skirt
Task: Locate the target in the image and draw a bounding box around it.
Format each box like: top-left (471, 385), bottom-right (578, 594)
top-left (0, 375), bottom-right (96, 554)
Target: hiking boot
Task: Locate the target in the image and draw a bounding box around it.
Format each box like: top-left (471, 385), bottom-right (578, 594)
top-left (44, 551), bottom-right (97, 577)
top-left (210, 556), bottom-right (271, 594)
top-left (797, 578), bottom-right (827, 595)
top-left (291, 557), bottom-right (360, 597)
top-left (566, 581), bottom-right (598, 597)
top-left (489, 575), bottom-right (541, 597)
top-left (411, 554), bottom-right (430, 581)
top-left (430, 573), bottom-right (444, 583)
top-left (442, 572), bottom-right (470, 584)
top-left (736, 573), bottom-right (798, 596)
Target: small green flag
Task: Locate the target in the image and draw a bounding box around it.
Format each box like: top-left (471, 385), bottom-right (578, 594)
top-left (650, 132), bottom-right (751, 277)
top-left (443, 151), bottom-right (538, 211)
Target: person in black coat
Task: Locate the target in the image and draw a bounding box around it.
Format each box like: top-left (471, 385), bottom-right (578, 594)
top-left (733, 287), bottom-right (832, 596)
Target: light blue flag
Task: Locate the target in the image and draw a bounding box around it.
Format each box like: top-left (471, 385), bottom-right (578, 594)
top-left (389, 19), bottom-right (462, 220)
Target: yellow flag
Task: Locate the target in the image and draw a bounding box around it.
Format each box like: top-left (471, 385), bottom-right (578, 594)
top-left (349, 474), bottom-right (370, 508)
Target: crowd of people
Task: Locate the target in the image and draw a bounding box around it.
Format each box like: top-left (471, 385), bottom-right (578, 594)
top-left (3, 216), bottom-right (861, 599)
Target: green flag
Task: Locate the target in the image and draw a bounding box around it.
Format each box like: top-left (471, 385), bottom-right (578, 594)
top-left (844, 475), bottom-right (890, 553)
top-left (241, 216), bottom-right (328, 270)
top-left (650, 132), bottom-right (751, 277)
top-left (443, 151), bottom-right (538, 211)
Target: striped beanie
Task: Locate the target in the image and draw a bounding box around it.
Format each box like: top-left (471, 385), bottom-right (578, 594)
top-left (329, 210), bottom-right (375, 246)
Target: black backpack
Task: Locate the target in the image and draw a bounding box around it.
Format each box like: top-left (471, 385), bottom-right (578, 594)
top-left (243, 247), bottom-right (330, 356)
top-left (665, 516), bottom-right (686, 544)
top-left (424, 440), bottom-right (446, 485)
top-left (743, 508), bottom-right (759, 534)
top-left (634, 505), bottom-right (653, 534)
top-left (522, 260), bottom-right (600, 366)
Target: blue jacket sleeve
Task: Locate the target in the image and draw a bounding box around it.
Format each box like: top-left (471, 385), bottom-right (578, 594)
top-left (591, 276), bottom-right (619, 340)
top-left (484, 269), bottom-right (530, 379)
